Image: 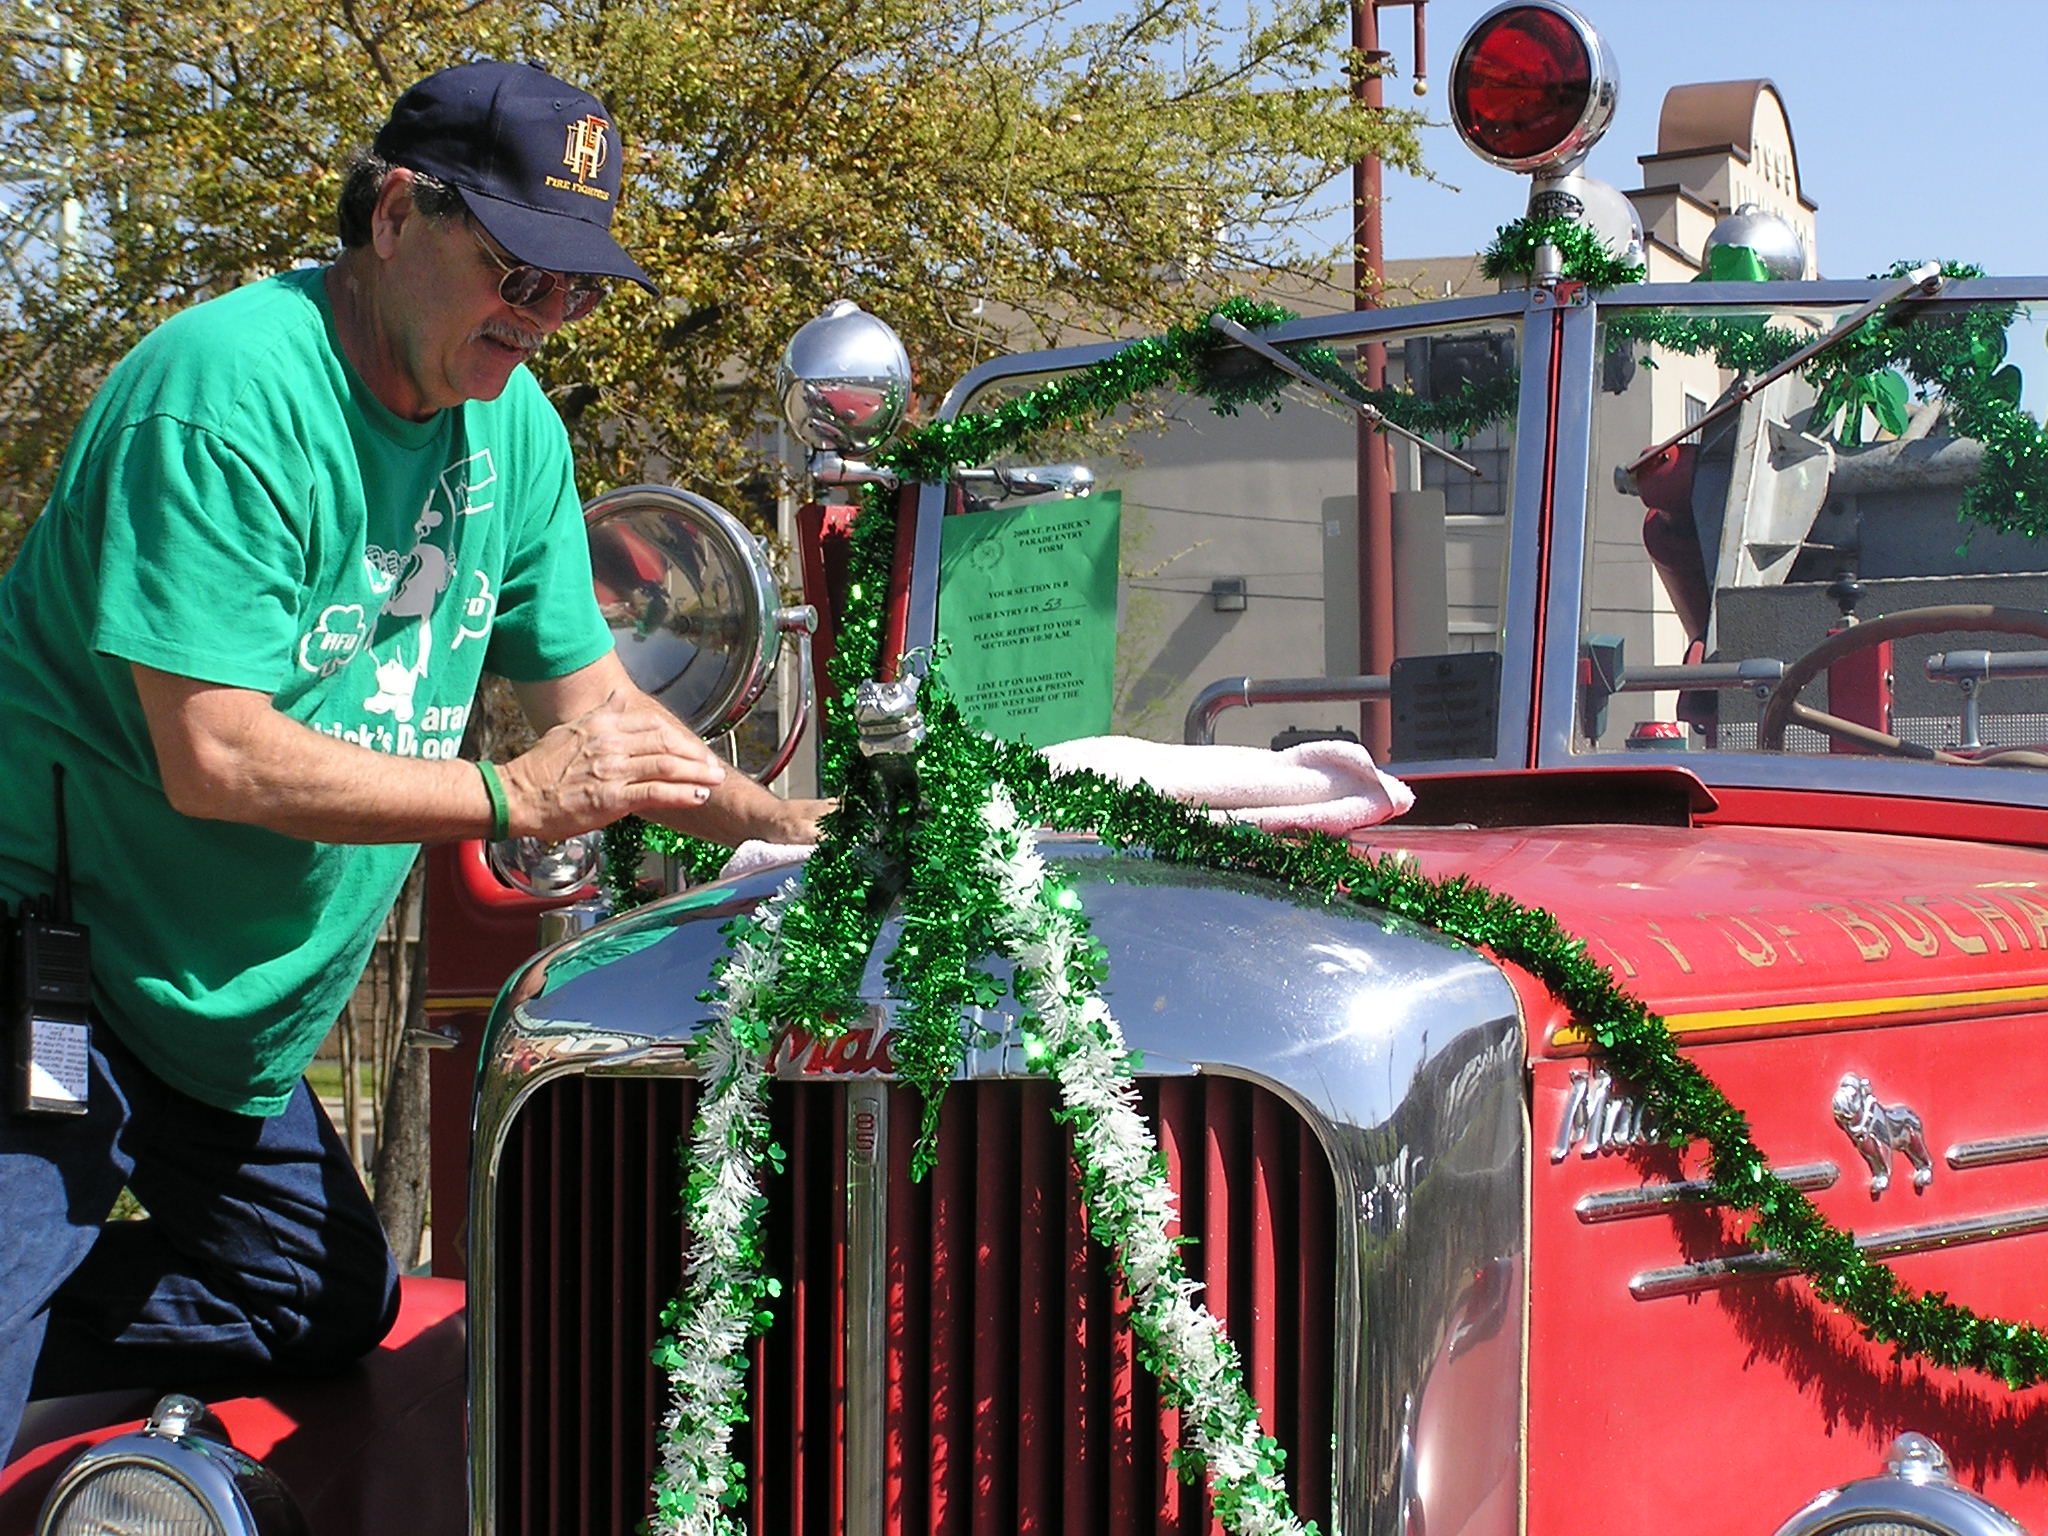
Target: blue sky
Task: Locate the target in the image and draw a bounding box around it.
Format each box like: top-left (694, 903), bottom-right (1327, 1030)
top-left (1371, 0), bottom-right (2047, 277)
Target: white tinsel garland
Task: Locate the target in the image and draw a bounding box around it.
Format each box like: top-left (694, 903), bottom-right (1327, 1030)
top-left (650, 879), bottom-right (798, 1536)
top-left (974, 787), bottom-right (1310, 1536)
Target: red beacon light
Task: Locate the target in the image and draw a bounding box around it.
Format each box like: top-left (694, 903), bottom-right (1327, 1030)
top-left (1449, 1), bottom-right (1640, 283)
top-left (1451, 1), bottom-right (1618, 174)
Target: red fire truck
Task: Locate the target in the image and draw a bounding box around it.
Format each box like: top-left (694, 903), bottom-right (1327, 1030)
top-left (10, 3), bottom-right (2048, 1532)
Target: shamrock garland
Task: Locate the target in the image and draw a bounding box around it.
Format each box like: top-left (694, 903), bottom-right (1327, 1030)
top-left (1479, 211), bottom-right (1648, 290)
top-left (631, 246), bottom-right (2048, 1532)
top-left (1478, 220), bottom-right (2048, 542)
top-left (646, 494), bottom-right (1324, 1534)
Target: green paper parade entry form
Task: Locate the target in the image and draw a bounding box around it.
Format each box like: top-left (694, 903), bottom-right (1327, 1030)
top-left (938, 492), bottom-right (1121, 746)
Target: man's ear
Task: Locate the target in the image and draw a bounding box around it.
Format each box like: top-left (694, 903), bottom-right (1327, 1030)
top-left (369, 167), bottom-right (418, 259)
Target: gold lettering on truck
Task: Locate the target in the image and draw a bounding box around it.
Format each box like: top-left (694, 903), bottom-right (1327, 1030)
top-left (1863, 899), bottom-right (1941, 958)
top-left (1705, 912), bottom-right (1779, 968)
top-left (1952, 891), bottom-right (2033, 951)
top-left (1814, 901), bottom-right (1891, 962)
top-left (2005, 889), bottom-right (2048, 948)
top-left (1903, 895), bottom-right (1990, 955)
top-left (1640, 921), bottom-right (1694, 973)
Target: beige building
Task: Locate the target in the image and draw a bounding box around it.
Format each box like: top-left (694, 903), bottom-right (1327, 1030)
top-left (1635, 80), bottom-right (1815, 281)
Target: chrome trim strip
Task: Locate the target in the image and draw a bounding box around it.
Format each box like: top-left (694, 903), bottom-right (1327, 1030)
top-left (1575, 1161), bottom-right (1838, 1222)
top-left (929, 295), bottom-right (1536, 424)
top-left (1598, 276), bottom-right (2048, 310)
top-left (845, 1083), bottom-right (888, 1536)
top-left (1949, 1133), bottom-right (2048, 1169)
top-left (1631, 1204), bottom-right (2048, 1300)
top-left (1530, 295), bottom-right (1601, 765)
top-left (1486, 293), bottom-right (1556, 768)
top-left (901, 478), bottom-right (947, 664)
top-left (927, 278), bottom-right (2048, 432)
top-left (1228, 291), bottom-right (1536, 346)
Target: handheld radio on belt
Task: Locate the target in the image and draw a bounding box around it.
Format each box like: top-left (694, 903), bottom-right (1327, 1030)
top-left (7, 765), bottom-right (92, 1116)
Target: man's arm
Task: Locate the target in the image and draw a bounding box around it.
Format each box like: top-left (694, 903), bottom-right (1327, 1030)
top-left (511, 651), bottom-right (832, 847)
top-left (134, 657), bottom-right (729, 845)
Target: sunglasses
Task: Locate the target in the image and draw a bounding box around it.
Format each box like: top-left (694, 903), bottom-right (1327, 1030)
top-left (467, 222), bottom-right (607, 323)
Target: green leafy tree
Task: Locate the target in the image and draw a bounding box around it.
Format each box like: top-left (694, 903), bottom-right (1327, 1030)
top-left (0, 0), bottom-right (1421, 562)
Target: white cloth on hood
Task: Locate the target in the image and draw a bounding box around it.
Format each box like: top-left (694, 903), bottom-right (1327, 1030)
top-left (713, 735), bottom-right (1412, 882)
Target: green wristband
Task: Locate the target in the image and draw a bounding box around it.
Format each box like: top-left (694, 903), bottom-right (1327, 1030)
top-left (476, 759), bottom-right (510, 842)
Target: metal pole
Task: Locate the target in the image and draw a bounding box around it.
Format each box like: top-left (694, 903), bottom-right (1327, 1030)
top-left (1352, 1), bottom-right (1403, 755)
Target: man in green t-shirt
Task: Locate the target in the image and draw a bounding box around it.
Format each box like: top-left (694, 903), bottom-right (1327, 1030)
top-left (0, 60), bottom-right (826, 1463)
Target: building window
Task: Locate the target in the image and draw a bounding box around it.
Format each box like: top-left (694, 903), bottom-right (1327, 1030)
top-left (1422, 429), bottom-right (1510, 516)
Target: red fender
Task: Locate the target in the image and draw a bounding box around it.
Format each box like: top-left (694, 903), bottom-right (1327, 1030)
top-left (0, 1276), bottom-right (466, 1535)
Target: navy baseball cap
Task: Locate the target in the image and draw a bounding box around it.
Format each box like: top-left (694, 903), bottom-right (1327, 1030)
top-left (375, 60), bottom-right (657, 294)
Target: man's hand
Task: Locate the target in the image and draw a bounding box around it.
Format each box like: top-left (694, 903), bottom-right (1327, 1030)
top-left (498, 689), bottom-right (726, 842)
top-left (727, 794), bottom-right (835, 846)
top-left (511, 653), bottom-right (833, 849)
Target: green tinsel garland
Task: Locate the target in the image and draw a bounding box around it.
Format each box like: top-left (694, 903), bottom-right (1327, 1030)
top-left (870, 295), bottom-right (1522, 484)
top-left (1475, 233), bottom-right (2048, 541)
top-left (602, 817), bottom-right (731, 912)
top-left (616, 288), bottom-right (2048, 1392)
top-left (1607, 261), bottom-right (2048, 539)
top-left (975, 724), bottom-right (2048, 1386)
top-left (1479, 212), bottom-right (1647, 290)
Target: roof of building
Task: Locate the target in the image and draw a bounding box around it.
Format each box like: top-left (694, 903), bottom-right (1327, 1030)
top-left (1652, 78), bottom-right (1804, 195)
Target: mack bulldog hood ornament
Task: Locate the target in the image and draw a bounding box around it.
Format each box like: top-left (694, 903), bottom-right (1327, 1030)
top-left (1833, 1072), bottom-right (1935, 1196)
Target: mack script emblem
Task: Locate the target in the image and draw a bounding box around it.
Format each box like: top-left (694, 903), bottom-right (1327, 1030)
top-left (771, 1017), bottom-right (896, 1077)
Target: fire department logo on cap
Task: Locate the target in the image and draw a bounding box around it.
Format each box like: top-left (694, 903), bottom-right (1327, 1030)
top-left (563, 114), bottom-right (609, 186)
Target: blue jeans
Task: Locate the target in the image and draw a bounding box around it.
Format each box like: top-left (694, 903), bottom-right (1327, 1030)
top-left (0, 1023), bottom-right (399, 1463)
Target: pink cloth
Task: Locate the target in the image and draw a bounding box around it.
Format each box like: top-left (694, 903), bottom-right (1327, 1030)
top-left (1041, 735), bottom-right (1414, 833)
top-left (715, 737), bottom-right (1412, 881)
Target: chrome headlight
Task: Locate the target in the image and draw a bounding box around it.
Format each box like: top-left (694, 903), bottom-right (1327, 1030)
top-left (36, 1394), bottom-right (306, 1536)
top-left (1770, 1435), bottom-right (2029, 1536)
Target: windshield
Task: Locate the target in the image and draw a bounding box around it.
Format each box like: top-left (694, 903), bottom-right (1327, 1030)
top-left (935, 314), bottom-right (1524, 764)
top-left (1582, 289), bottom-right (2048, 774)
top-left (927, 285), bottom-right (2048, 799)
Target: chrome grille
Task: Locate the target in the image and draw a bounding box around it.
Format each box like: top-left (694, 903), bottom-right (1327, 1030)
top-left (492, 1073), bottom-right (1338, 1534)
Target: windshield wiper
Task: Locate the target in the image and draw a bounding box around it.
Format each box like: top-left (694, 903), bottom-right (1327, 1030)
top-left (1207, 313), bottom-right (1485, 478)
top-left (1621, 262), bottom-right (1944, 486)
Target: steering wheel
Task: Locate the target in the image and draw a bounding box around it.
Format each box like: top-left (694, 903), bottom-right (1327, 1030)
top-left (1755, 603), bottom-right (2048, 763)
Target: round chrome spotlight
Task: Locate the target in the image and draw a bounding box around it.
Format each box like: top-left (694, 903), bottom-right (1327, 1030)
top-left (776, 299), bottom-right (911, 456)
top-left (583, 485), bottom-right (783, 738)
